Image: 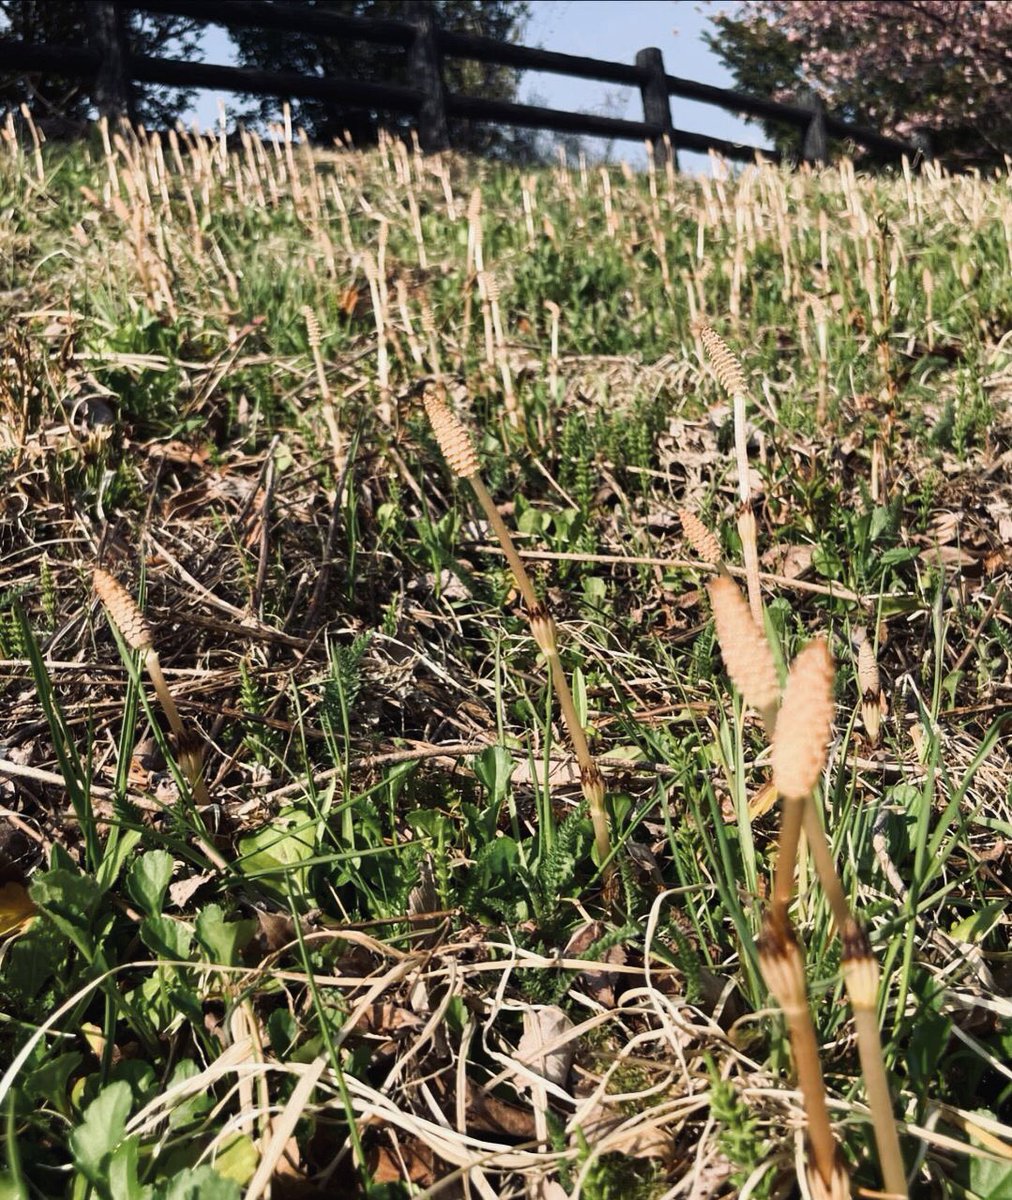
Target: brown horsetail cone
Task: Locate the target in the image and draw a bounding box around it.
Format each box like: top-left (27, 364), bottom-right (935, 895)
top-left (93, 567), bottom-right (153, 651)
top-left (423, 389), bottom-right (480, 479)
top-left (302, 304), bottom-right (322, 348)
top-left (679, 508), bottom-right (722, 566)
top-left (701, 326), bottom-right (748, 397)
top-left (857, 638), bottom-right (882, 746)
top-left (707, 576), bottom-right (780, 719)
top-left (772, 639), bottom-right (835, 801)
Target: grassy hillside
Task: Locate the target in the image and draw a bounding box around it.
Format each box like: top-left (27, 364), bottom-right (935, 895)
top-left (1, 112), bottom-right (1010, 1199)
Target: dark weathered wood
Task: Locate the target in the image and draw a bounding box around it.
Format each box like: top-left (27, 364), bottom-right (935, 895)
top-left (129, 54), bottom-right (424, 113)
top-left (93, 1), bottom-right (134, 121)
top-left (635, 47), bottom-right (675, 167)
top-left (675, 127), bottom-right (782, 164)
top-left (824, 112), bottom-right (919, 159)
top-left (405, 0), bottom-right (448, 153)
top-left (445, 92), bottom-right (660, 142)
top-left (132, 0), bottom-right (415, 46)
top-left (437, 27), bottom-right (642, 86)
top-left (0, 40), bottom-right (99, 75)
top-left (665, 72), bottom-right (809, 127)
top-left (799, 89), bottom-right (827, 165)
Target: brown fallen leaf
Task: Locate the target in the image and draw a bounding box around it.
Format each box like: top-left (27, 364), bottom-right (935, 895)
top-left (0, 881), bottom-right (36, 939)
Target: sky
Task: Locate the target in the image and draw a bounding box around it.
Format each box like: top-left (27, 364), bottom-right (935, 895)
top-left (187, 0), bottom-right (766, 175)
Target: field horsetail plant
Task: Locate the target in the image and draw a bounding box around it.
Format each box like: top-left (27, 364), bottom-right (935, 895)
top-left (4, 108), bottom-right (1012, 1199)
top-left (690, 338), bottom-right (910, 1196)
top-left (93, 566), bottom-right (211, 811)
top-left (422, 385), bottom-right (614, 877)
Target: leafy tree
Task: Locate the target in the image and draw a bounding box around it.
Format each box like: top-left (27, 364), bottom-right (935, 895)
top-left (228, 0), bottom-right (535, 160)
top-left (0, 1), bottom-right (201, 130)
top-left (705, 1), bottom-right (1012, 167)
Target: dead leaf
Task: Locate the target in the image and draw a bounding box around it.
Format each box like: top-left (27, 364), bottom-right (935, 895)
top-left (369, 1136), bottom-right (440, 1186)
top-left (168, 871), bottom-right (214, 908)
top-left (0, 881), bottom-right (36, 938)
top-left (578, 1111), bottom-right (673, 1160)
top-left (510, 759), bottom-right (580, 789)
top-left (761, 543), bottom-right (814, 579)
top-left (564, 921), bottom-right (626, 1008)
top-left (748, 780), bottom-right (778, 821)
top-left (517, 1006), bottom-right (575, 1089)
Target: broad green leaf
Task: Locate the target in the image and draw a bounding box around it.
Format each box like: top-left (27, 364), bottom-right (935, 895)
top-left (212, 1133), bottom-right (258, 1184)
top-left (97, 829), bottom-right (144, 896)
top-left (3, 922), bottom-right (67, 1004)
top-left (237, 808), bottom-right (315, 895)
top-left (582, 575), bottom-right (607, 606)
top-left (127, 851), bottom-right (175, 917)
top-left (195, 904), bottom-right (255, 967)
top-left (964, 1151), bottom-right (1012, 1200)
top-left (69, 1081), bottom-right (132, 1183)
top-left (572, 664), bottom-right (588, 729)
top-left (166, 1061), bottom-right (212, 1131)
top-left (107, 1136), bottom-right (145, 1200)
top-left (472, 745), bottom-right (514, 802)
top-left (158, 1166), bottom-right (241, 1200)
top-left (25, 1051), bottom-right (83, 1107)
top-left (140, 915), bottom-right (194, 961)
top-left (869, 505), bottom-right (894, 541)
top-left (811, 543), bottom-right (843, 579)
top-left (30, 870), bottom-right (102, 959)
top-left (949, 901), bottom-right (1007, 945)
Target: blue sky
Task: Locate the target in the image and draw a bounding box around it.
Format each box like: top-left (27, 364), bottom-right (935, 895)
top-left (187, 0), bottom-right (765, 174)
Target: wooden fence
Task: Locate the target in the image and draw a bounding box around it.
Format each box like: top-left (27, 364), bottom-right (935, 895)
top-left (0, 0), bottom-right (924, 167)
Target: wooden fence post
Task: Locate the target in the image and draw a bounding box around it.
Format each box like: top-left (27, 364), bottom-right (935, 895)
top-left (635, 46), bottom-right (676, 169)
top-left (92, 1), bottom-right (134, 122)
top-left (800, 88), bottom-right (827, 166)
top-left (405, 0), bottom-right (449, 153)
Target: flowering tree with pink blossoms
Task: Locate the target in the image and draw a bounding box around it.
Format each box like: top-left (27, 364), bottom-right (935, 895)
top-left (704, 1), bottom-right (1012, 166)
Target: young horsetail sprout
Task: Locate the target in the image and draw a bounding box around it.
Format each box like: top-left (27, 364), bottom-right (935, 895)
top-left (93, 567), bottom-right (210, 808)
top-left (422, 387), bottom-right (612, 875)
top-left (757, 906), bottom-right (844, 1198)
top-left (772, 636), bottom-right (907, 1198)
top-left (857, 635), bottom-right (883, 747)
top-left (841, 921), bottom-right (909, 1199)
top-left (700, 327), bottom-right (763, 627)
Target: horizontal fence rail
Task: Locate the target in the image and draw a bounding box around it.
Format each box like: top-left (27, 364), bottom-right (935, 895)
top-left (0, 0), bottom-right (926, 168)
